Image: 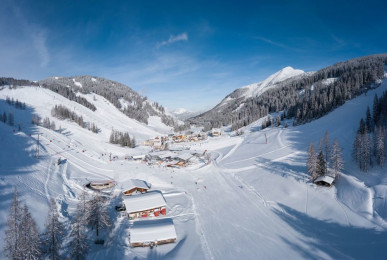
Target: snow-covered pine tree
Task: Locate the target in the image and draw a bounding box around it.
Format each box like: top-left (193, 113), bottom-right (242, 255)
top-left (19, 204), bottom-right (41, 260)
top-left (3, 188), bottom-right (22, 259)
top-left (365, 106), bottom-right (372, 131)
top-left (331, 139), bottom-right (344, 178)
top-left (86, 193), bottom-right (111, 237)
top-left (109, 130), bottom-right (115, 144)
top-left (323, 131), bottom-right (331, 175)
top-left (68, 203), bottom-right (89, 260)
top-left (360, 129), bottom-right (372, 172)
top-left (374, 125), bottom-right (386, 167)
top-left (307, 142), bottom-right (317, 180)
top-left (42, 198), bottom-right (65, 260)
top-left (316, 150), bottom-right (326, 177)
top-left (8, 110), bottom-right (14, 126)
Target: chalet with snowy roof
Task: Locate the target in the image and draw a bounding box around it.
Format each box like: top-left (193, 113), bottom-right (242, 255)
top-left (122, 179), bottom-right (151, 196)
top-left (153, 137), bottom-right (162, 149)
top-left (87, 180), bottom-right (115, 190)
top-left (210, 129), bottom-right (222, 137)
top-left (313, 175), bottom-right (335, 187)
top-left (172, 134), bottom-right (186, 143)
top-left (130, 219), bottom-right (177, 247)
top-left (123, 191), bottom-right (167, 219)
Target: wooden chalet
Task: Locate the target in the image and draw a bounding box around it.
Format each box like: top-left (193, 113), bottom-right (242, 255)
top-left (87, 180), bottom-right (116, 190)
top-left (123, 191), bottom-right (167, 219)
top-left (313, 175), bottom-right (335, 187)
top-left (122, 179), bottom-right (151, 196)
top-left (130, 218), bottom-right (177, 248)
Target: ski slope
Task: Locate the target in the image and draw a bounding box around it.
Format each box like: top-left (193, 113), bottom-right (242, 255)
top-left (1, 80), bottom-right (387, 259)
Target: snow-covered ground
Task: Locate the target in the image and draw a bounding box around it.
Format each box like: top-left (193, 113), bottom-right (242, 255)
top-left (1, 80), bottom-right (387, 259)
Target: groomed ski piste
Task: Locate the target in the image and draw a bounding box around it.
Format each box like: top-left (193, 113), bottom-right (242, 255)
top-left (1, 78), bottom-right (387, 259)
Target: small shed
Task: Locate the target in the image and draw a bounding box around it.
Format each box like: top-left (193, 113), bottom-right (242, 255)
top-left (130, 218), bottom-right (177, 247)
top-left (122, 179), bottom-right (151, 196)
top-left (123, 191), bottom-right (167, 219)
top-left (314, 175), bottom-right (335, 187)
top-left (87, 180), bottom-right (116, 190)
top-left (175, 152), bottom-right (193, 163)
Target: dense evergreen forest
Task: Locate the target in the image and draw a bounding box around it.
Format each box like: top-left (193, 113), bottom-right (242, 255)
top-left (189, 54), bottom-right (387, 131)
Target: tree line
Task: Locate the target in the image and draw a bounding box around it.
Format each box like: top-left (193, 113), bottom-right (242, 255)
top-left (109, 130), bottom-right (136, 148)
top-left (39, 76), bottom-right (180, 128)
top-left (4, 188), bottom-right (111, 259)
top-left (5, 96), bottom-right (26, 110)
top-left (353, 91), bottom-right (387, 172)
top-left (307, 131), bottom-right (343, 181)
top-left (51, 104), bottom-right (99, 133)
top-left (40, 83), bottom-right (97, 112)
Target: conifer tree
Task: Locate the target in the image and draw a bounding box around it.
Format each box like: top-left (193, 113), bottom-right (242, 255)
top-left (307, 142), bottom-right (318, 180)
top-left (374, 125), bottom-right (386, 167)
top-left (323, 131), bottom-right (331, 175)
top-left (86, 193), bottom-right (111, 237)
top-left (316, 150), bottom-right (326, 178)
top-left (8, 110), bottom-right (14, 126)
top-left (331, 139), bottom-right (344, 178)
top-left (19, 204), bottom-right (41, 260)
top-left (3, 188), bottom-right (22, 259)
top-left (42, 199), bottom-right (65, 260)
top-left (68, 203), bottom-right (89, 260)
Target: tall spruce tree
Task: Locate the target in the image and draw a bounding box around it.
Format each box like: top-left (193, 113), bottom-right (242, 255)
top-left (374, 125), bottom-right (386, 167)
top-left (3, 188), bottom-right (22, 259)
top-left (323, 131), bottom-right (331, 175)
top-left (86, 193), bottom-right (111, 237)
top-left (307, 142), bottom-right (318, 180)
top-left (316, 150), bottom-right (326, 178)
top-left (68, 203), bottom-right (89, 260)
top-left (19, 204), bottom-right (41, 260)
top-left (331, 139), bottom-right (344, 178)
top-left (42, 199), bottom-right (65, 260)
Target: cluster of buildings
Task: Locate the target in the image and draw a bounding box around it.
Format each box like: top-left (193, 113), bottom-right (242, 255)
top-left (141, 131), bottom-right (211, 150)
top-left (133, 149), bottom-right (208, 168)
top-left (121, 179), bottom-right (177, 248)
top-left (85, 178), bottom-right (178, 248)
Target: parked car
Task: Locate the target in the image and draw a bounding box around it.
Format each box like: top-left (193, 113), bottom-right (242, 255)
top-left (115, 204), bottom-right (126, 211)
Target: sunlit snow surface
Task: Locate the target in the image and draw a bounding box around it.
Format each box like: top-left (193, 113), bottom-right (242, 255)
top-left (1, 79), bottom-right (387, 259)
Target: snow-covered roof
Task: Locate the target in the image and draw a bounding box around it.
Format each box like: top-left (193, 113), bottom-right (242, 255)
top-left (159, 152), bottom-right (176, 159)
top-left (90, 179), bottom-right (115, 185)
top-left (123, 191), bottom-right (166, 213)
top-left (314, 175), bottom-right (335, 185)
top-left (176, 152), bottom-right (193, 161)
top-left (130, 219), bottom-right (177, 244)
top-left (122, 179), bottom-right (150, 191)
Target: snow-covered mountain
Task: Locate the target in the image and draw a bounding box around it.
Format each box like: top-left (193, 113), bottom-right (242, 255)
top-left (169, 108), bottom-right (204, 121)
top-left (39, 75), bottom-right (177, 127)
top-left (215, 67), bottom-right (307, 111)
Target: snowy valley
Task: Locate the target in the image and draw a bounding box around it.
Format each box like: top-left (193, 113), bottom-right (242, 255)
top-left (1, 59), bottom-right (387, 259)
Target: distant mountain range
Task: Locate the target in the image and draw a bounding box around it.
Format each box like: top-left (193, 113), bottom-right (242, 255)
top-left (169, 108), bottom-right (204, 121)
top-left (188, 54), bottom-right (387, 130)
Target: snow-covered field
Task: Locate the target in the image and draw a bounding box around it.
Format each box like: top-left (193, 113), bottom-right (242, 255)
top-left (1, 80), bottom-right (387, 259)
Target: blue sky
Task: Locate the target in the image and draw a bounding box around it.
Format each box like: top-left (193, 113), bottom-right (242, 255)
top-left (1, 0), bottom-right (387, 111)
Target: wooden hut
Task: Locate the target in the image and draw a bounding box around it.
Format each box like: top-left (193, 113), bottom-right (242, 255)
top-left (122, 179), bottom-right (151, 196)
top-left (123, 191), bottom-right (167, 219)
top-left (130, 219), bottom-right (177, 247)
top-left (313, 175), bottom-right (335, 187)
top-left (87, 180), bottom-right (116, 190)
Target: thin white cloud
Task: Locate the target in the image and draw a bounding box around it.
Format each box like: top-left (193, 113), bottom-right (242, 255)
top-left (156, 32), bottom-right (188, 48)
top-left (253, 36), bottom-right (292, 50)
top-left (11, 4), bottom-right (50, 67)
top-left (31, 31), bottom-right (50, 67)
